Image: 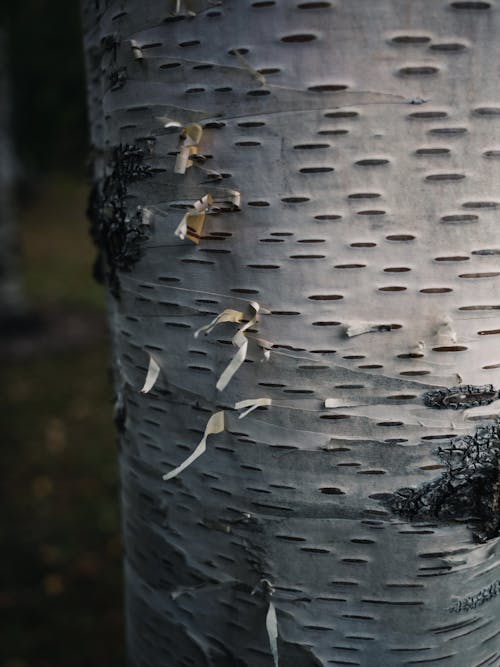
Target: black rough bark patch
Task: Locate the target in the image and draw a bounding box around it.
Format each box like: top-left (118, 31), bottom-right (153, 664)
top-left (449, 579), bottom-right (500, 613)
top-left (422, 384), bottom-right (499, 409)
top-left (87, 144), bottom-right (152, 297)
top-left (388, 422), bottom-right (500, 542)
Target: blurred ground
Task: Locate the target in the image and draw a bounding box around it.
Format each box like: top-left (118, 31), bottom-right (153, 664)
top-left (0, 176), bottom-right (124, 667)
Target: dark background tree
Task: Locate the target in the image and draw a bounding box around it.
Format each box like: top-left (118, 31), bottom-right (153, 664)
top-left (1, 3), bottom-right (124, 667)
top-left (1, 0), bottom-right (87, 177)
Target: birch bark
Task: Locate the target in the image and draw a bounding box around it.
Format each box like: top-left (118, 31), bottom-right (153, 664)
top-left (82, 2), bottom-right (500, 665)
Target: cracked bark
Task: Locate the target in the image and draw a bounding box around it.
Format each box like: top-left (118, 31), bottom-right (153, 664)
top-left (82, 2), bottom-right (500, 665)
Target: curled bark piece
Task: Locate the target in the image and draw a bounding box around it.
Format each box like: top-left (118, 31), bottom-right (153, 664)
top-left (129, 39), bottom-right (143, 60)
top-left (194, 307), bottom-right (245, 338)
top-left (140, 354), bottom-right (161, 394)
top-left (216, 329), bottom-right (249, 391)
top-left (174, 194), bottom-right (213, 243)
top-left (141, 207), bottom-right (153, 225)
top-left (235, 397), bottom-right (272, 419)
top-left (266, 600), bottom-right (279, 667)
top-left (174, 123), bottom-right (203, 174)
top-left (162, 411), bottom-right (225, 480)
top-left (216, 301), bottom-right (262, 391)
top-left (232, 48), bottom-right (266, 86)
top-left (158, 118), bottom-right (182, 131)
top-left (193, 301), bottom-right (264, 390)
top-left (226, 189), bottom-right (241, 210)
top-left (254, 337), bottom-right (272, 361)
top-left (169, 0), bottom-right (197, 17)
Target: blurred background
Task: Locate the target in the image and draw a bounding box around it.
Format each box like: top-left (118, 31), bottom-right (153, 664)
top-left (0, 2), bottom-right (124, 666)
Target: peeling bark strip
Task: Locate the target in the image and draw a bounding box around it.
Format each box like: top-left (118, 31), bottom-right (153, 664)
top-left (87, 144), bottom-right (152, 296)
top-left (82, 1), bottom-right (500, 665)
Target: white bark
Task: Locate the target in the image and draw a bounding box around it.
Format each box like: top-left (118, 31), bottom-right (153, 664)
top-left (82, 1), bottom-right (500, 665)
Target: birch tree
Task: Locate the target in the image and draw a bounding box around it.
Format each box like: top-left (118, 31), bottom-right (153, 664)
top-left (82, 1), bottom-right (500, 665)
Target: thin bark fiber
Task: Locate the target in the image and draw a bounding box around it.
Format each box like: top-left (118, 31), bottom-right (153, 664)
top-left (82, 1), bottom-right (500, 665)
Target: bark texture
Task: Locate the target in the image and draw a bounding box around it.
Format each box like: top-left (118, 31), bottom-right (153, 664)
top-left (82, 1), bottom-right (500, 665)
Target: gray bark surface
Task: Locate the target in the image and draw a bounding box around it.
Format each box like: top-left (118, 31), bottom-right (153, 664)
top-left (82, 1), bottom-right (500, 665)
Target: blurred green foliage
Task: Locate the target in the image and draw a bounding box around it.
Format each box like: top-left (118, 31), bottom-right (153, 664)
top-left (20, 177), bottom-right (103, 309)
top-left (1, 345), bottom-right (124, 667)
top-left (1, 175), bottom-right (124, 666)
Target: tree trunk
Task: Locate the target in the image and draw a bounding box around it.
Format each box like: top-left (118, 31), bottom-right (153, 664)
top-left (0, 28), bottom-right (24, 323)
top-left (82, 1), bottom-right (500, 665)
